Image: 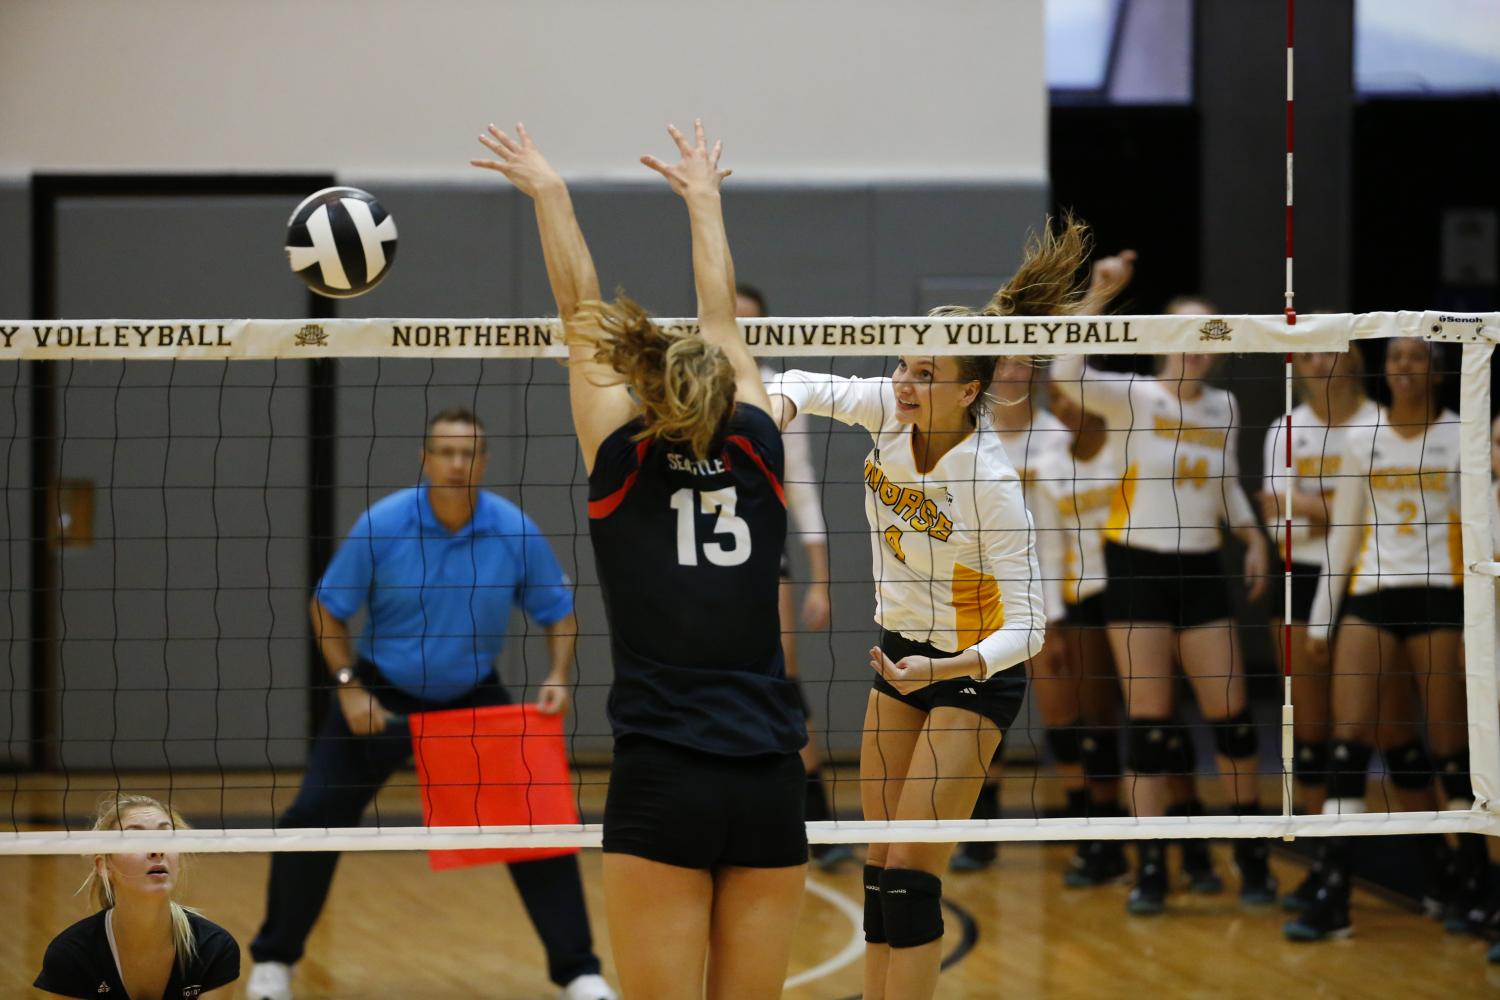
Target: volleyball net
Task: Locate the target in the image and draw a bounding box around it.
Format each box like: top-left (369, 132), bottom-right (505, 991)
top-left (3, 309), bottom-right (1499, 855)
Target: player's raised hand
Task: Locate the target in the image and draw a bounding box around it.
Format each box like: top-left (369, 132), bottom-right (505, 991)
top-left (641, 119), bottom-right (731, 198)
top-left (472, 123), bottom-right (563, 199)
top-left (1082, 249), bottom-right (1138, 313)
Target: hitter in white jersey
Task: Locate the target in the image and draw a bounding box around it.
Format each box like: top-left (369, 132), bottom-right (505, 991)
top-left (1051, 320), bottom-right (1275, 916)
top-left (770, 221), bottom-right (1089, 1000)
top-left (1292, 337), bottom-right (1479, 942)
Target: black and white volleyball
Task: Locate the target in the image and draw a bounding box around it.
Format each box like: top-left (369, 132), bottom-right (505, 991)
top-left (285, 187), bottom-right (398, 298)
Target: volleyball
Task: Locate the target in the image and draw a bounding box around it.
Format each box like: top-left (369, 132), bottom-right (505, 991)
top-left (285, 186), bottom-right (399, 298)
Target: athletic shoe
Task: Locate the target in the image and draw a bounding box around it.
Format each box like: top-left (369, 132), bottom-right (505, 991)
top-left (949, 850), bottom-right (995, 873)
top-left (246, 961), bottom-right (294, 1000)
top-left (813, 843), bottom-right (857, 873)
top-left (1283, 882), bottom-right (1352, 942)
top-left (1282, 865), bottom-right (1324, 912)
top-left (1180, 839), bottom-right (1224, 894)
top-left (1127, 847), bottom-right (1168, 915)
top-left (561, 973), bottom-right (618, 1000)
top-left (1234, 841), bottom-right (1279, 906)
top-left (1063, 841), bottom-right (1129, 888)
top-left (1488, 940), bottom-right (1500, 964)
top-left (950, 841), bottom-right (997, 872)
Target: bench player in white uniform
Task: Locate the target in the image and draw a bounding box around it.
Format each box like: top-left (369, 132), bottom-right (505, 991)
top-left (1294, 337), bottom-right (1478, 941)
top-left (743, 286), bottom-right (850, 872)
top-left (1034, 385), bottom-right (1134, 885)
top-left (1052, 325), bottom-right (1275, 915)
top-left (769, 220), bottom-right (1103, 1000)
top-left (949, 354), bottom-right (1070, 872)
top-left (1258, 348), bottom-right (1390, 915)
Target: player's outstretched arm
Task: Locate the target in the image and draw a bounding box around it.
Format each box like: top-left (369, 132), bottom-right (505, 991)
top-left (472, 123), bottom-right (633, 467)
top-left (642, 120), bottom-right (771, 415)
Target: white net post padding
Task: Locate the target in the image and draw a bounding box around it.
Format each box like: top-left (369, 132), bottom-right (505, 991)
top-left (4, 310), bottom-right (1500, 854)
top-left (1461, 339), bottom-right (1500, 812)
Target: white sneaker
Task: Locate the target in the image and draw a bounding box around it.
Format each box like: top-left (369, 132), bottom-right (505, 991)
top-left (560, 973), bottom-right (617, 1000)
top-left (247, 961), bottom-right (294, 1000)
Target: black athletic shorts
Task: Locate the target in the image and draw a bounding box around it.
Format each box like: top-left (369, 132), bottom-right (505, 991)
top-left (603, 734), bottom-right (808, 869)
top-left (1283, 560), bottom-right (1321, 625)
top-left (779, 548), bottom-right (792, 580)
top-left (1063, 590), bottom-right (1108, 629)
top-left (1341, 585), bottom-right (1463, 640)
top-left (870, 629), bottom-right (1028, 733)
top-left (1103, 541), bottom-right (1233, 628)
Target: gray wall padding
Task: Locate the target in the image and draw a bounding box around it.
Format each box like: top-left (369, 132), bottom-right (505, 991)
top-left (48, 195), bottom-right (314, 770)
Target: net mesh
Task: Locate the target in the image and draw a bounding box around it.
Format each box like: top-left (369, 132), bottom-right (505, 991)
top-left (4, 311), bottom-right (1499, 854)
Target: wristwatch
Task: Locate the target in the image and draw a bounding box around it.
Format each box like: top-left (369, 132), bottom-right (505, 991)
top-left (334, 666), bottom-right (357, 688)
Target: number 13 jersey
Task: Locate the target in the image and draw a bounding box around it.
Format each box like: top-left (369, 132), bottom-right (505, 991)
top-left (588, 403), bottom-right (806, 757)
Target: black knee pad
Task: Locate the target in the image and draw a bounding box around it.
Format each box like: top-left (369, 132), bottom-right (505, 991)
top-left (1079, 726), bottom-right (1121, 780)
top-left (1383, 740), bottom-right (1434, 791)
top-left (1128, 719), bottom-right (1174, 775)
top-left (879, 868), bottom-right (944, 949)
top-left (1435, 750), bottom-right (1473, 805)
top-left (1165, 724), bottom-right (1197, 776)
top-left (863, 865), bottom-right (886, 944)
top-left (1293, 739), bottom-right (1329, 788)
top-left (1213, 708), bottom-right (1258, 760)
top-left (1327, 740), bottom-right (1373, 801)
top-left (1047, 722), bottom-right (1084, 766)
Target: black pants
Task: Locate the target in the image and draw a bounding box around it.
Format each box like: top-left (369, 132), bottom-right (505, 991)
top-left (249, 664), bottom-right (600, 985)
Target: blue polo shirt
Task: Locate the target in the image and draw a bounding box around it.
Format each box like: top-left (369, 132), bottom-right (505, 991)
top-left (315, 486), bottom-right (574, 702)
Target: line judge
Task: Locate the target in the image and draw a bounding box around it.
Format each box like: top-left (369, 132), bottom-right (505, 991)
top-left (246, 407), bottom-right (613, 1000)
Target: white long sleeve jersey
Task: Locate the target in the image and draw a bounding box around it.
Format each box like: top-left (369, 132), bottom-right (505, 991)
top-left (997, 410), bottom-right (1072, 622)
top-left (1051, 356), bottom-right (1257, 553)
top-left (1309, 408), bottom-right (1463, 638)
top-left (1260, 400), bottom-right (1380, 569)
top-left (771, 371), bottom-right (1047, 676)
top-left (761, 365), bottom-right (827, 548)
top-left (1033, 438), bottom-right (1125, 606)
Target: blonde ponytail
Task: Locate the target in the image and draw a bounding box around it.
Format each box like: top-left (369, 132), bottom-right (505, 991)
top-left (572, 295), bottom-right (736, 460)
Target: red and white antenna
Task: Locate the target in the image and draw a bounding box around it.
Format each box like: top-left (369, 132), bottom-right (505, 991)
top-left (1281, 0), bottom-right (1298, 834)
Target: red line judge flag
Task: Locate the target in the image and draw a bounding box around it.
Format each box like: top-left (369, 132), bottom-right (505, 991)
top-left (410, 704), bottom-right (581, 870)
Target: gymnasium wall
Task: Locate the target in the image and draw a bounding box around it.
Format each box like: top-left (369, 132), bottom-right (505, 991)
top-left (0, 0), bottom-right (1046, 183)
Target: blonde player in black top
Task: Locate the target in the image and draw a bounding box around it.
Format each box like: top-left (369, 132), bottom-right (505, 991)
top-left (474, 120), bottom-right (807, 1000)
top-left (35, 795), bottom-right (239, 1000)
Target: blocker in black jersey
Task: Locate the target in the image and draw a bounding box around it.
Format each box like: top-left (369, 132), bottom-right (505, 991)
top-left (588, 403), bottom-right (806, 758)
top-left (34, 909), bottom-right (240, 999)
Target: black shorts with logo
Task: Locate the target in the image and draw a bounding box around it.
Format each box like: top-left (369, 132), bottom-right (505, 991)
top-left (870, 629), bottom-right (1028, 733)
top-left (1341, 585), bottom-right (1463, 640)
top-left (603, 734), bottom-right (808, 869)
top-left (1103, 541), bottom-right (1233, 628)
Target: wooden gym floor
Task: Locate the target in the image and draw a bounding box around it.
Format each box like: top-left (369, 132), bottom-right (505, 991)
top-left (5, 769), bottom-right (1498, 999)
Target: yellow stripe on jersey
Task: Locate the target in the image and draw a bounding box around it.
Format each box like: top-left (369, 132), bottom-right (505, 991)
top-left (1103, 463), bottom-right (1138, 544)
top-left (1448, 511), bottom-right (1462, 585)
top-left (953, 563), bottom-right (1003, 649)
top-left (1350, 523), bottom-right (1374, 591)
